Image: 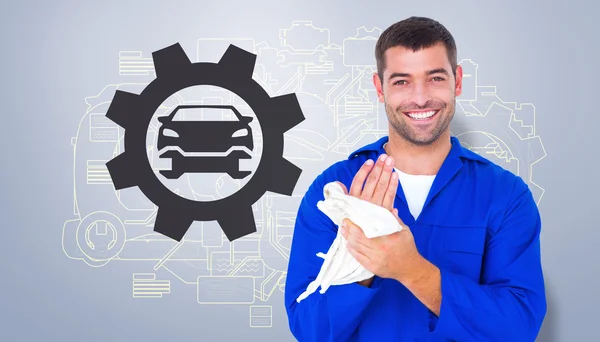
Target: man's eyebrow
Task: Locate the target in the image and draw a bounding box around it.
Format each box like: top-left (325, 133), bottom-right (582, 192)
top-left (427, 68), bottom-right (450, 76)
top-left (388, 68), bottom-right (450, 80)
top-left (388, 72), bottom-right (410, 80)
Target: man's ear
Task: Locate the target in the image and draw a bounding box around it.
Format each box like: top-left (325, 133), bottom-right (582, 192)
top-left (373, 72), bottom-right (385, 103)
top-left (455, 64), bottom-right (463, 97)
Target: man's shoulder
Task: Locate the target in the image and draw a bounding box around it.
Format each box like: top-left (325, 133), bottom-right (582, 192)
top-left (453, 141), bottom-right (537, 230)
top-left (459, 142), bottom-right (530, 197)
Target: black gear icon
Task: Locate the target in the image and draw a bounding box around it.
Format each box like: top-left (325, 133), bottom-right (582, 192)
top-left (104, 42), bottom-right (305, 242)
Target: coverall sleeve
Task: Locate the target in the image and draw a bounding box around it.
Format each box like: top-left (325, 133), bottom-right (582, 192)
top-left (428, 176), bottom-right (547, 341)
top-left (284, 172), bottom-right (382, 342)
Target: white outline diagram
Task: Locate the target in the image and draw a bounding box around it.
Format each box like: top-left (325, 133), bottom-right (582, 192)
top-left (62, 20), bottom-right (547, 329)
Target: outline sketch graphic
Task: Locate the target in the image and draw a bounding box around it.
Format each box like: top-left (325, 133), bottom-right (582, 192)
top-left (63, 21), bottom-right (546, 329)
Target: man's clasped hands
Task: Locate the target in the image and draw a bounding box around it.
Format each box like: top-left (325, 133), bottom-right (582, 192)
top-left (338, 154), bottom-right (425, 288)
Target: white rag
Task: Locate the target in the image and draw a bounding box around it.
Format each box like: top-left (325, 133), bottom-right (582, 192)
top-left (295, 181), bottom-right (403, 303)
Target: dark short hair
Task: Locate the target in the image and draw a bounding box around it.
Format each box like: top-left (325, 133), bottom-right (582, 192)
top-left (375, 16), bottom-right (457, 81)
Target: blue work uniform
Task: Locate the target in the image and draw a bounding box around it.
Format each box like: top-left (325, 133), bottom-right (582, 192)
top-left (284, 136), bottom-right (547, 341)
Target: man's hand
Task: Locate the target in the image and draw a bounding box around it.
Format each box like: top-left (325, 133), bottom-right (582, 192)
top-left (341, 215), bottom-right (442, 315)
top-left (339, 153), bottom-right (418, 280)
top-left (338, 155), bottom-right (442, 314)
top-left (340, 209), bottom-right (420, 283)
top-left (336, 154), bottom-right (398, 286)
top-left (338, 154), bottom-right (398, 212)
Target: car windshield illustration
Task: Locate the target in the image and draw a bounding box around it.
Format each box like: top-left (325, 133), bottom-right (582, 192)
top-left (157, 104), bottom-right (253, 152)
top-left (157, 104), bottom-right (254, 180)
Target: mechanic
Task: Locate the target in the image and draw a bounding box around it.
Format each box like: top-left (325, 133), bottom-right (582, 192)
top-left (284, 16), bottom-right (547, 341)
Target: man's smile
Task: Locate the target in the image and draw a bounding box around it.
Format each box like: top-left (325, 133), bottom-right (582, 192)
top-left (402, 109), bottom-right (439, 121)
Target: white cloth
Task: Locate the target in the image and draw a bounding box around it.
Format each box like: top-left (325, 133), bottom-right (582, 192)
top-left (295, 181), bottom-right (403, 303)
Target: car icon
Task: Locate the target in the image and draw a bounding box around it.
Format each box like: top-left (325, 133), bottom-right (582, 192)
top-left (157, 104), bottom-right (254, 153)
top-left (156, 104), bottom-right (255, 180)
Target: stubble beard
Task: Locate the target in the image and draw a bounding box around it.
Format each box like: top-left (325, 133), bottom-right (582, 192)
top-left (385, 97), bottom-right (455, 147)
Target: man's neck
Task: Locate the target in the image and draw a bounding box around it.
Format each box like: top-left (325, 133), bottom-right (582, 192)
top-left (384, 130), bottom-right (452, 176)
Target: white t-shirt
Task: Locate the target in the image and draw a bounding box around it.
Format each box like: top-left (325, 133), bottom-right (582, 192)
top-left (394, 167), bottom-right (435, 220)
top-left (382, 142), bottom-right (436, 220)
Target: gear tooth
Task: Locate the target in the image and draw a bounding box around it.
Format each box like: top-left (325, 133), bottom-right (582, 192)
top-left (217, 206), bottom-right (257, 241)
top-left (105, 90), bottom-right (139, 129)
top-left (152, 43), bottom-right (192, 78)
top-left (270, 93), bottom-right (306, 132)
top-left (106, 152), bottom-right (140, 190)
top-left (218, 44), bottom-right (256, 78)
top-left (154, 207), bottom-right (194, 241)
top-left (266, 157), bottom-right (302, 195)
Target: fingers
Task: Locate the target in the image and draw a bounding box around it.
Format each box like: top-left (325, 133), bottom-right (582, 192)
top-left (349, 159), bottom-right (374, 197)
top-left (341, 219), bottom-right (372, 253)
top-left (381, 171), bottom-right (399, 211)
top-left (342, 221), bottom-right (373, 269)
top-left (347, 243), bottom-right (370, 267)
top-left (334, 181), bottom-right (349, 194)
top-left (361, 154), bottom-right (387, 201)
top-left (348, 154), bottom-right (398, 208)
top-left (371, 155), bottom-right (395, 206)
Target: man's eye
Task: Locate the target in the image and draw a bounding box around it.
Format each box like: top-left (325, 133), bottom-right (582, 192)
top-left (432, 77), bottom-right (445, 82)
top-left (394, 80), bottom-right (407, 85)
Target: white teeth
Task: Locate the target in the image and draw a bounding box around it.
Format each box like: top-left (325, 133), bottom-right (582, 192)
top-left (406, 110), bottom-right (436, 120)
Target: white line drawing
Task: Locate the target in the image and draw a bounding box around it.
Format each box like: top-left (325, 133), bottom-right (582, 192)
top-left (63, 20), bottom-right (546, 328)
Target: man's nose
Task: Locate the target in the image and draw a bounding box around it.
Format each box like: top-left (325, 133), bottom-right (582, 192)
top-left (409, 82), bottom-right (431, 107)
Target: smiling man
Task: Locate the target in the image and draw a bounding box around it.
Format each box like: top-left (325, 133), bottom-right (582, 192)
top-left (284, 16), bottom-right (547, 341)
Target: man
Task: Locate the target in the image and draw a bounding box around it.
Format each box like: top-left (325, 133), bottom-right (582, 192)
top-left (284, 16), bottom-right (547, 341)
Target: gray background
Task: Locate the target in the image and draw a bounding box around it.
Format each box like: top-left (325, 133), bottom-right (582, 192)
top-left (1, 0), bottom-right (596, 341)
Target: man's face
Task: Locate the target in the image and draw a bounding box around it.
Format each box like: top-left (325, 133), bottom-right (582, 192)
top-left (373, 42), bottom-right (463, 146)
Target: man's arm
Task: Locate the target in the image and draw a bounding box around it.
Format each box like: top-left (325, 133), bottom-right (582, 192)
top-left (284, 172), bottom-right (382, 342)
top-left (399, 177), bottom-right (547, 341)
top-left (398, 256), bottom-right (442, 315)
